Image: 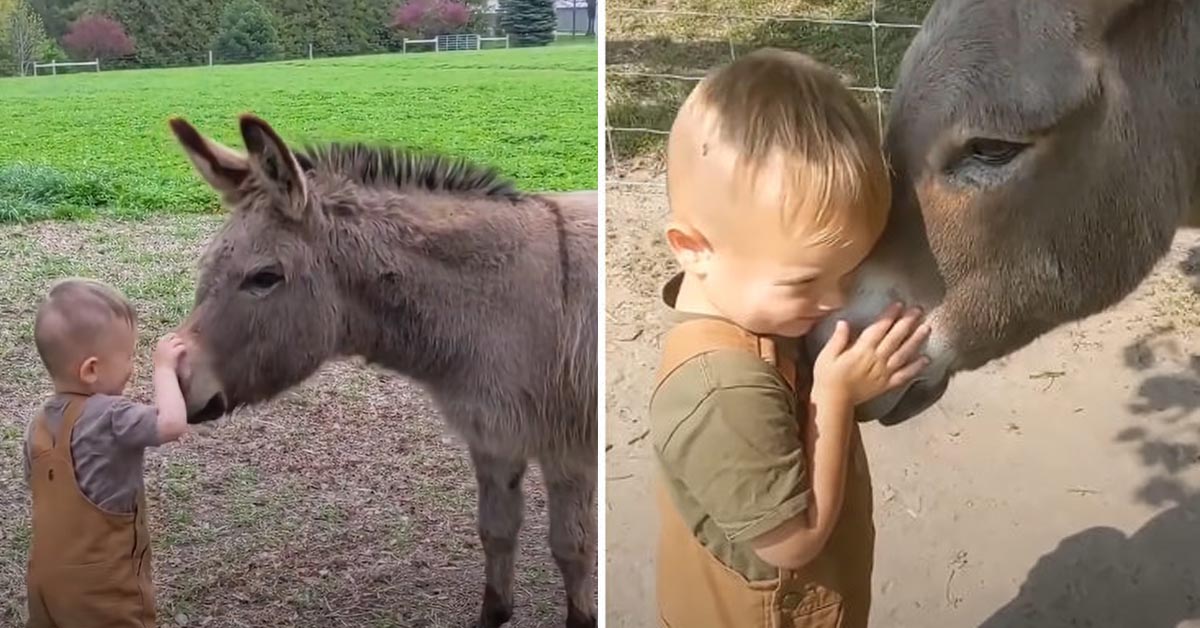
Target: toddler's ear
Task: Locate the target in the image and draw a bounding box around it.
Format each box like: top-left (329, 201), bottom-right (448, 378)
top-left (665, 223), bottom-right (713, 276)
top-left (78, 356), bottom-right (100, 385)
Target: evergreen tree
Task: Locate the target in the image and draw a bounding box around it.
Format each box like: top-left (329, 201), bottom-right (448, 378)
top-left (214, 0), bottom-right (282, 62)
top-left (81, 0), bottom-right (221, 66)
top-left (264, 0), bottom-right (335, 56)
top-left (500, 0), bottom-right (553, 47)
top-left (28, 0), bottom-right (73, 39)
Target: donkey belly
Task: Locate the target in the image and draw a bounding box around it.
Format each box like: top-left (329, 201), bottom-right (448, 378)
top-left (430, 390), bottom-right (583, 463)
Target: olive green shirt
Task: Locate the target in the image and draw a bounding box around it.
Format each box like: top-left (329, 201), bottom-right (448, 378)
top-left (650, 273), bottom-right (811, 581)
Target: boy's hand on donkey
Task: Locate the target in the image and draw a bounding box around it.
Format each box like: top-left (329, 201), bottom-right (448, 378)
top-left (153, 333), bottom-right (187, 372)
top-left (812, 302), bottom-right (931, 407)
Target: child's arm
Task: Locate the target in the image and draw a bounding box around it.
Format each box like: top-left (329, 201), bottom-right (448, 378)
top-left (152, 333), bottom-right (189, 443)
top-left (752, 303), bottom-right (930, 569)
top-left (751, 388), bottom-right (854, 568)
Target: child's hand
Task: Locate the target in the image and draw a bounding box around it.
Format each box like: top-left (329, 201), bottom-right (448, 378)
top-left (153, 333), bottom-right (187, 372)
top-left (812, 302), bottom-right (931, 408)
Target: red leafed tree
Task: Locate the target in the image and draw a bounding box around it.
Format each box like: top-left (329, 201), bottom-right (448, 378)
top-left (391, 0), bottom-right (472, 37)
top-left (61, 14), bottom-right (135, 61)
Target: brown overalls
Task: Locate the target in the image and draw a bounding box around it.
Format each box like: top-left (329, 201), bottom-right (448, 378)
top-left (654, 318), bottom-right (875, 628)
top-left (25, 393), bottom-right (156, 628)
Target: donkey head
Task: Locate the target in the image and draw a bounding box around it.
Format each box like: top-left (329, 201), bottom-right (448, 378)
top-left (169, 115), bottom-right (341, 423)
top-left (806, 0), bottom-right (1187, 424)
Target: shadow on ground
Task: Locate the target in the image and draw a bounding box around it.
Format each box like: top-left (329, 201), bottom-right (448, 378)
top-left (981, 246), bottom-right (1200, 627)
top-left (978, 492), bottom-right (1200, 628)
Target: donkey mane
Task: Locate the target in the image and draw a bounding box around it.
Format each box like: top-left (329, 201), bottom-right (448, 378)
top-left (297, 142), bottom-right (523, 201)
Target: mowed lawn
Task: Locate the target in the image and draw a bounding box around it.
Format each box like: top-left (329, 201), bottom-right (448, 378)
top-left (0, 43), bottom-right (598, 222)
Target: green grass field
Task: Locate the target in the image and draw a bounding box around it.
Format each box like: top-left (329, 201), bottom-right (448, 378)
top-left (0, 44), bottom-right (598, 222)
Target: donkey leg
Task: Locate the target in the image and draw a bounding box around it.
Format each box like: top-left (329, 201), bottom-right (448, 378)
top-left (543, 463), bottom-right (597, 628)
top-left (471, 448), bottom-right (527, 628)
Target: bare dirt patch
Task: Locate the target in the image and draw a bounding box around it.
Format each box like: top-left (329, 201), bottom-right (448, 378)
top-left (604, 183), bottom-right (1200, 627)
top-left (0, 217), bottom-right (569, 627)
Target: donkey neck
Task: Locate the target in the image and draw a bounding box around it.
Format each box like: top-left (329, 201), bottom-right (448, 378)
top-left (1127, 3), bottom-right (1200, 223)
top-left (325, 189), bottom-right (531, 382)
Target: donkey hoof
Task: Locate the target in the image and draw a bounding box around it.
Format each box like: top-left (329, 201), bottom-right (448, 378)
top-left (475, 610), bottom-right (511, 628)
top-left (566, 609), bottom-right (597, 628)
top-left (477, 586), bottom-right (512, 628)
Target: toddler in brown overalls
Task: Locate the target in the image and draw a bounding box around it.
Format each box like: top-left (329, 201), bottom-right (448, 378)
top-left (22, 278), bottom-right (190, 628)
top-left (649, 50), bottom-right (932, 628)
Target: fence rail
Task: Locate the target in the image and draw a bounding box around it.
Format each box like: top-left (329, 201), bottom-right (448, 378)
top-left (605, 0), bottom-right (926, 192)
top-left (33, 59), bottom-right (100, 76)
top-left (403, 36), bottom-right (438, 53)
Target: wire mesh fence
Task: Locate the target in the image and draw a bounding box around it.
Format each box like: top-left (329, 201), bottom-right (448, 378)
top-left (605, 0), bottom-right (930, 192)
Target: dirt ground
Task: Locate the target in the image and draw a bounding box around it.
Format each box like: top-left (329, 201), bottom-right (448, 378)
top-left (0, 217), bottom-right (578, 628)
top-left (604, 183), bottom-right (1200, 628)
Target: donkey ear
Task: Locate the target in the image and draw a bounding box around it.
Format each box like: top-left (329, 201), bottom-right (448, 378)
top-left (1074, 0), bottom-right (1150, 42)
top-left (169, 117), bottom-right (250, 202)
top-left (239, 114), bottom-right (308, 221)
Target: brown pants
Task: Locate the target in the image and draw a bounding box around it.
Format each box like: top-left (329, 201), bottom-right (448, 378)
top-left (26, 394), bottom-right (156, 628)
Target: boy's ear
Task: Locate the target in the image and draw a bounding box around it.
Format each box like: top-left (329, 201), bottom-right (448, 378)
top-left (169, 117), bottom-right (251, 203)
top-left (77, 356), bottom-right (99, 385)
top-left (665, 223), bottom-right (714, 277)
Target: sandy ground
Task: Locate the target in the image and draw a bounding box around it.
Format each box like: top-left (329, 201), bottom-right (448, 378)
top-left (603, 183), bottom-right (1200, 628)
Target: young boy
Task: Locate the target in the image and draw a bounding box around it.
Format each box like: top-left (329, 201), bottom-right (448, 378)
top-left (650, 49), bottom-right (931, 628)
top-left (23, 278), bottom-right (190, 628)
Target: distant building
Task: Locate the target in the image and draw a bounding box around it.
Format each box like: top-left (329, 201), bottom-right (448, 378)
top-left (477, 0), bottom-right (594, 37)
top-left (554, 0), bottom-right (591, 34)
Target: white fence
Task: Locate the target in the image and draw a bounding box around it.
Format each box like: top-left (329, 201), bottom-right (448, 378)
top-left (33, 59), bottom-right (100, 76)
top-left (479, 36), bottom-right (511, 49)
top-left (403, 34), bottom-right (509, 53)
top-left (605, 0), bottom-right (925, 192)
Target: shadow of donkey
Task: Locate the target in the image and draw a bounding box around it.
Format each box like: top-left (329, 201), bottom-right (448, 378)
top-left (979, 493), bottom-right (1200, 628)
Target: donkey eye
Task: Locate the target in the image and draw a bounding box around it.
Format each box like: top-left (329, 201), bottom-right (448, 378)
top-left (241, 268), bottom-right (285, 293)
top-left (965, 138), bottom-right (1029, 166)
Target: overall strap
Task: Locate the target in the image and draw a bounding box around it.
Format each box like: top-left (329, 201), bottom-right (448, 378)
top-left (30, 412), bottom-right (54, 452)
top-left (53, 394), bottom-right (87, 455)
top-left (653, 317), bottom-right (798, 393)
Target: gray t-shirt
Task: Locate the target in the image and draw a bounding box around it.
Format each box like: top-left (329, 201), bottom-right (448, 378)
top-left (23, 393), bottom-right (161, 513)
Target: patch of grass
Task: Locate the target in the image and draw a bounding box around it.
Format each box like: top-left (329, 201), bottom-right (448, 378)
top-left (0, 425), bottom-right (23, 445)
top-left (317, 502), bottom-right (348, 526)
top-left (390, 516), bottom-right (414, 552)
top-left (5, 524), bottom-right (30, 561)
top-left (164, 461), bottom-right (200, 500)
top-left (0, 44), bottom-right (598, 223)
top-left (0, 165), bottom-right (118, 222)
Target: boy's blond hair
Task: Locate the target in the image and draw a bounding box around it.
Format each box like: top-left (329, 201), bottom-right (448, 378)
top-left (34, 278), bottom-right (138, 380)
top-left (667, 48), bottom-right (891, 247)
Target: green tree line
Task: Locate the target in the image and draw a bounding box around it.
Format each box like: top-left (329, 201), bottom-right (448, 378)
top-left (2, 0), bottom-right (571, 74)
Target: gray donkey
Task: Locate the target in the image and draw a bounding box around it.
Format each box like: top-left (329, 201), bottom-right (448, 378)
top-left (806, 0), bottom-right (1200, 426)
top-left (168, 114), bottom-right (597, 628)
